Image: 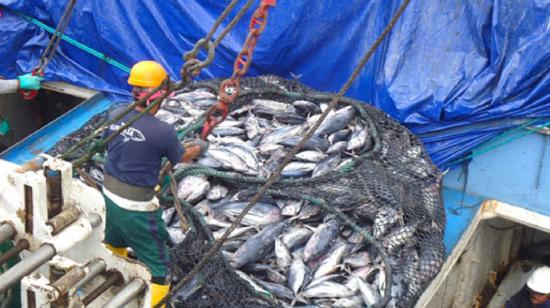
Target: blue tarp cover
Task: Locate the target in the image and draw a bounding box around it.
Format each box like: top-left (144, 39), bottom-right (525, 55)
top-left (0, 1), bottom-right (549, 166)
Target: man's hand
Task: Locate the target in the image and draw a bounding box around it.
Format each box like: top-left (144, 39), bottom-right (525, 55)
top-left (17, 73), bottom-right (44, 90)
top-left (184, 139), bottom-right (209, 155)
top-left (180, 139), bottom-right (209, 162)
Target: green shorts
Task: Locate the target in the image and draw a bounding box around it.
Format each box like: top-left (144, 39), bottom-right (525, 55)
top-left (103, 194), bottom-right (170, 281)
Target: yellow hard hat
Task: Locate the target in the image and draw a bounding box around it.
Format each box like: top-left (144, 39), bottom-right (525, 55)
top-left (128, 60), bottom-right (167, 88)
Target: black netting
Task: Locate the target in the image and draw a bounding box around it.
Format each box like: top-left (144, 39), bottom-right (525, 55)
top-left (49, 76), bottom-right (445, 308)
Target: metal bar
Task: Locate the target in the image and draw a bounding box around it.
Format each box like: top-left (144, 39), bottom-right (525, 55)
top-left (0, 239), bottom-right (29, 267)
top-left (81, 270), bottom-right (122, 305)
top-left (0, 244), bottom-right (56, 293)
top-left (69, 259), bottom-right (106, 296)
top-left (46, 206), bottom-right (81, 235)
top-left (0, 224), bottom-right (15, 244)
top-left (51, 265), bottom-right (86, 299)
top-left (103, 279), bottom-right (145, 308)
top-left (88, 213), bottom-right (102, 228)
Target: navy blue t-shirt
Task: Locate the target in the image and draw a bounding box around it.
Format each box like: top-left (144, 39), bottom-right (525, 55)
top-left (103, 106), bottom-right (184, 188)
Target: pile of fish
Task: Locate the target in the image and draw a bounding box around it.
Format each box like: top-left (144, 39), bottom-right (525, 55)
top-left (153, 84), bottom-right (440, 308)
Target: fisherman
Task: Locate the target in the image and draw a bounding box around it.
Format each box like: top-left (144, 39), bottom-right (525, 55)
top-left (0, 73), bottom-right (44, 95)
top-left (101, 60), bottom-right (208, 307)
top-left (505, 265), bottom-right (550, 308)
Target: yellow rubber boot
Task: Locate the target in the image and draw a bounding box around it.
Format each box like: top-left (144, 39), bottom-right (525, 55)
top-left (151, 283), bottom-right (170, 308)
top-left (104, 243), bottom-right (128, 258)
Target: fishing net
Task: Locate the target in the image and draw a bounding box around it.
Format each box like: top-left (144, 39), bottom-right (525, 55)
top-left (50, 76), bottom-right (445, 308)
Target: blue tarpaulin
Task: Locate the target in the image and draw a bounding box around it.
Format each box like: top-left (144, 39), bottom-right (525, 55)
top-left (0, 0), bottom-right (549, 167)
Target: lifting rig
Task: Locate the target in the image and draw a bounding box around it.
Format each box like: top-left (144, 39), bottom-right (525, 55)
top-left (0, 155), bottom-right (152, 307)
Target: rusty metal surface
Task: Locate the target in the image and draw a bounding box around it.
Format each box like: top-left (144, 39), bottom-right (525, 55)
top-left (51, 266), bottom-right (86, 298)
top-left (46, 206), bottom-right (81, 235)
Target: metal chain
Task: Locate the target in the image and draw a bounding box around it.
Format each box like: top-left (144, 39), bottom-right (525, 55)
top-left (200, 0), bottom-right (277, 140)
top-left (180, 0), bottom-right (255, 82)
top-left (38, 0), bottom-right (78, 73)
top-left (155, 0), bottom-right (411, 306)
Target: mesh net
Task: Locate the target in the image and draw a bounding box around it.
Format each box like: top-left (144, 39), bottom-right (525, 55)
top-left (50, 76), bottom-right (445, 308)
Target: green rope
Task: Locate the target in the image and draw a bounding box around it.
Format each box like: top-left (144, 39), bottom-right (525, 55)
top-left (443, 118), bottom-right (550, 167)
top-left (8, 8), bottom-right (131, 73)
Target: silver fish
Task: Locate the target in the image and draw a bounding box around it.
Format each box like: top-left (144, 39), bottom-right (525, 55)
top-left (350, 272), bottom-right (380, 306)
top-left (282, 162), bottom-right (316, 177)
top-left (303, 219), bottom-right (341, 262)
top-left (291, 246), bottom-right (305, 261)
top-left (216, 201), bottom-right (283, 226)
top-left (274, 112), bottom-right (306, 125)
top-left (206, 185), bottom-right (229, 201)
top-left (167, 227), bottom-right (186, 245)
top-left (225, 144), bottom-right (260, 174)
top-left (332, 296), bottom-right (364, 308)
top-left (177, 175), bottom-right (210, 202)
top-left (281, 200), bottom-right (304, 216)
top-left (207, 148), bottom-right (249, 173)
top-left (280, 136), bottom-right (330, 151)
top-left (346, 126), bottom-right (368, 151)
top-left (235, 270), bottom-right (271, 297)
top-left (260, 125), bottom-right (304, 146)
top-left (313, 243), bottom-right (349, 279)
top-left (326, 141), bottom-right (348, 154)
top-left (255, 279), bottom-right (295, 300)
top-left (233, 221), bottom-right (287, 268)
top-left (266, 267), bottom-right (287, 284)
top-left (293, 100), bottom-right (321, 115)
top-left (288, 259), bottom-right (307, 294)
top-left (213, 226), bottom-right (255, 241)
top-left (258, 143), bottom-right (284, 155)
top-left (314, 106), bottom-right (355, 136)
top-left (343, 252), bottom-right (371, 268)
top-left (328, 129), bottom-right (351, 144)
top-left (211, 126), bottom-right (245, 137)
top-left (295, 151), bottom-right (327, 163)
top-left (196, 155), bottom-right (223, 169)
top-left (253, 99), bottom-right (297, 114)
top-left (306, 274), bottom-right (340, 289)
top-left (162, 207), bottom-right (176, 226)
top-left (312, 155), bottom-right (341, 178)
top-left (265, 149), bottom-right (287, 173)
top-left (245, 112), bottom-right (261, 139)
top-left (216, 118), bottom-right (244, 128)
top-left (302, 281), bottom-right (354, 299)
top-left (275, 237), bottom-right (293, 270)
top-left (281, 227), bottom-right (314, 250)
top-left (296, 203), bottom-right (322, 220)
top-left (344, 266), bottom-right (372, 292)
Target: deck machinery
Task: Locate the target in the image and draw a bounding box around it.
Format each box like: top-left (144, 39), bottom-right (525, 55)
top-left (0, 155), bottom-right (152, 307)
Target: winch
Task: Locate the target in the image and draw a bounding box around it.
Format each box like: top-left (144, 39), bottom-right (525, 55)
top-left (0, 155), bottom-right (152, 307)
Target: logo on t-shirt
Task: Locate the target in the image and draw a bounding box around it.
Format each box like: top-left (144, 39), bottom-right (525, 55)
top-left (109, 122), bottom-right (146, 143)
